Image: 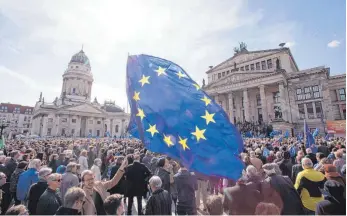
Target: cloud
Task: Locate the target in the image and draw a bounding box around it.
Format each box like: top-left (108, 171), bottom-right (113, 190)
top-left (327, 40), bottom-right (340, 48)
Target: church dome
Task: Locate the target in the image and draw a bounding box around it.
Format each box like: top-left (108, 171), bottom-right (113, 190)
top-left (70, 50), bottom-right (91, 67)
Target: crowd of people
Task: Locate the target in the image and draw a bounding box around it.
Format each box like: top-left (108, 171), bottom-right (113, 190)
top-left (0, 135), bottom-right (345, 215)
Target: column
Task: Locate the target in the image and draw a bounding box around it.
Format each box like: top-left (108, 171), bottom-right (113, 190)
top-left (278, 82), bottom-right (288, 121)
top-left (243, 89), bottom-right (250, 122)
top-left (228, 92), bottom-right (234, 123)
top-left (312, 102), bottom-right (317, 118)
top-left (259, 85), bottom-right (268, 123)
top-left (304, 103), bottom-right (308, 119)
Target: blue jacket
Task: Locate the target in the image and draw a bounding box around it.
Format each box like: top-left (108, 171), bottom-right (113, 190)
top-left (16, 168), bottom-right (39, 201)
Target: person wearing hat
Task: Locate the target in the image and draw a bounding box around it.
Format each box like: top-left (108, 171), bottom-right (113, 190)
top-left (316, 180), bottom-right (346, 215)
top-left (324, 164), bottom-right (345, 187)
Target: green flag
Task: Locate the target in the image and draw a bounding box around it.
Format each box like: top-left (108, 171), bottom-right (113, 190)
top-left (0, 135), bottom-right (5, 149)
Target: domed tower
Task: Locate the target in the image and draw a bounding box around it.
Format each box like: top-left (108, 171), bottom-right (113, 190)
top-left (60, 49), bottom-right (94, 104)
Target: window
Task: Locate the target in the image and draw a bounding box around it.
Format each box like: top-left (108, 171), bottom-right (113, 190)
top-left (47, 128), bottom-right (52, 136)
top-left (304, 87), bottom-right (312, 99)
top-left (61, 128), bottom-right (66, 136)
top-left (267, 59), bottom-right (273, 69)
top-left (76, 66), bottom-right (79, 68)
top-left (72, 119), bottom-right (76, 123)
top-left (222, 72), bottom-right (225, 77)
top-left (258, 108), bottom-right (263, 123)
top-left (97, 121), bottom-right (101, 124)
top-left (226, 71), bottom-right (229, 75)
top-left (89, 120), bottom-right (93, 124)
top-left (256, 94), bottom-right (261, 106)
top-left (62, 118), bottom-right (67, 123)
top-left (48, 118), bottom-right (53, 123)
top-left (96, 130), bottom-right (100, 137)
top-left (241, 97), bottom-right (244, 108)
top-left (89, 129), bottom-right (92, 134)
top-left (274, 105), bottom-right (282, 119)
top-left (71, 129), bottom-right (75, 135)
top-left (218, 73), bottom-right (221, 79)
top-left (298, 104), bottom-right (305, 119)
top-left (250, 64), bottom-right (255, 71)
top-left (72, 88), bottom-right (76, 94)
top-left (115, 125), bottom-right (119, 133)
top-left (261, 61), bottom-right (266, 70)
top-left (339, 88), bottom-right (346, 100)
top-left (306, 103), bottom-right (314, 119)
top-left (245, 65), bottom-right (249, 71)
top-left (256, 62), bottom-right (260, 70)
top-left (296, 88), bottom-right (304, 100)
top-left (240, 66), bottom-right (244, 71)
top-left (232, 98), bottom-right (236, 109)
top-left (315, 101), bottom-right (322, 118)
top-left (312, 85), bottom-right (321, 98)
top-left (273, 92), bottom-right (280, 103)
top-left (24, 116), bottom-right (27, 121)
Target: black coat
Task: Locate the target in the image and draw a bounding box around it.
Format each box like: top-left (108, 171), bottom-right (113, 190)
top-left (48, 160), bottom-right (58, 173)
top-left (5, 158), bottom-right (17, 181)
top-left (55, 206), bottom-right (81, 215)
top-left (278, 159), bottom-right (293, 178)
top-left (156, 168), bottom-right (171, 194)
top-left (0, 182), bottom-right (11, 215)
top-left (28, 181), bottom-right (48, 215)
top-left (145, 188), bottom-right (172, 215)
top-left (124, 161), bottom-right (151, 197)
top-left (108, 164), bottom-right (126, 195)
top-left (291, 164), bottom-right (303, 183)
top-left (36, 188), bottom-right (62, 215)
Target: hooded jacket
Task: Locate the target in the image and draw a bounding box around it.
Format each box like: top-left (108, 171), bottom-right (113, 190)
top-left (316, 180), bottom-right (346, 215)
top-left (16, 168), bottom-right (39, 201)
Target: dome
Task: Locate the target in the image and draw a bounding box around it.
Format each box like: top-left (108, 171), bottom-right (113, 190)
top-left (70, 50), bottom-right (91, 67)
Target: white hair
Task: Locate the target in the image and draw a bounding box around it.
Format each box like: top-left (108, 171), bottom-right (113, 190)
top-left (246, 165), bottom-right (258, 177)
top-left (47, 173), bottom-right (61, 182)
top-left (149, 176), bottom-right (162, 188)
top-left (38, 167), bottom-right (52, 179)
top-left (28, 159), bottom-right (41, 169)
top-left (302, 158), bottom-right (313, 168)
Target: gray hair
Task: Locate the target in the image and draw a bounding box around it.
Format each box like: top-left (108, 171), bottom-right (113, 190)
top-left (81, 170), bottom-right (94, 181)
top-left (38, 167), bottom-right (52, 179)
top-left (64, 187), bottom-right (86, 208)
top-left (149, 176), bottom-right (162, 188)
top-left (28, 159), bottom-right (41, 169)
top-left (47, 173), bottom-right (61, 183)
top-left (262, 163), bottom-right (282, 176)
top-left (302, 158), bottom-right (313, 168)
top-left (246, 165), bottom-right (258, 177)
top-left (66, 162), bottom-right (77, 172)
top-left (94, 158), bottom-right (102, 165)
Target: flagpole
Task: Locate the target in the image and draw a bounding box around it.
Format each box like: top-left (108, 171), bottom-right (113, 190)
top-left (303, 119), bottom-right (307, 155)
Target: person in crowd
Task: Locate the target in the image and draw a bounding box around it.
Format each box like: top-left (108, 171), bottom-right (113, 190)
top-left (294, 158), bottom-right (325, 214)
top-left (56, 153), bottom-right (68, 167)
top-left (316, 180), bottom-right (346, 215)
top-left (273, 151), bottom-right (283, 163)
top-left (291, 154), bottom-right (304, 182)
top-left (333, 149), bottom-right (345, 175)
top-left (5, 151), bottom-right (19, 180)
top-left (262, 163), bottom-right (305, 215)
top-left (124, 154), bottom-right (151, 215)
top-left (155, 157), bottom-right (171, 194)
top-left (55, 187), bottom-right (86, 215)
top-left (254, 202), bottom-right (281, 215)
top-left (174, 163), bottom-right (197, 215)
top-left (36, 173), bottom-right (62, 215)
top-left (60, 162), bottom-right (79, 203)
top-left (4, 205), bottom-right (28, 215)
top-left (0, 156), bottom-right (7, 176)
top-left (109, 156), bottom-right (126, 195)
top-left (314, 152), bottom-right (326, 169)
top-left (145, 176), bottom-right (172, 215)
top-left (250, 151), bottom-right (263, 171)
top-left (195, 171), bottom-right (209, 212)
top-left (206, 195), bottom-right (223, 215)
top-left (103, 194), bottom-right (125, 216)
top-left (277, 151), bottom-right (293, 177)
top-left (88, 146), bottom-right (96, 169)
top-left (0, 172), bottom-right (11, 214)
top-left (56, 165), bottom-right (67, 174)
top-left (266, 151), bottom-right (275, 163)
top-left (9, 161), bottom-right (27, 205)
top-left (27, 167), bottom-right (52, 215)
top-left (142, 151), bottom-right (153, 168)
top-left (318, 142), bottom-right (329, 157)
top-left (78, 150), bottom-right (88, 173)
top-left (305, 148), bottom-right (318, 165)
top-left (91, 158), bottom-right (102, 181)
top-left (48, 153), bottom-right (59, 173)
top-left (16, 158), bottom-right (41, 203)
top-left (323, 164), bottom-right (345, 186)
top-left (81, 156), bottom-right (128, 215)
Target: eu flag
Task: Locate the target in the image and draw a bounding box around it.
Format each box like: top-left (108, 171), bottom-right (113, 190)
top-left (126, 54), bottom-right (244, 180)
top-left (304, 119), bottom-right (315, 148)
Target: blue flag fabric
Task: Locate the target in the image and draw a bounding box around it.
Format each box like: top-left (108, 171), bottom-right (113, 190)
top-left (304, 120), bottom-right (315, 148)
top-left (126, 54), bottom-right (244, 180)
top-left (312, 128), bottom-right (319, 137)
top-left (263, 148), bottom-right (270, 157)
top-left (325, 134), bottom-right (330, 140)
top-left (283, 130), bottom-right (289, 138)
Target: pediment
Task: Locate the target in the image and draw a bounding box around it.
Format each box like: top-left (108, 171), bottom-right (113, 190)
top-left (207, 72), bottom-right (274, 88)
top-left (63, 103), bottom-right (104, 114)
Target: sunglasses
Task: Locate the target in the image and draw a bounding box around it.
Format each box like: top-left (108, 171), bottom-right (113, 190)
top-left (0, 176), bottom-right (7, 180)
top-left (53, 179), bottom-right (62, 182)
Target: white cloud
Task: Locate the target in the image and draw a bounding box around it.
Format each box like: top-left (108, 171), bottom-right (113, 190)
top-left (0, 0), bottom-right (298, 108)
top-left (327, 40), bottom-right (340, 48)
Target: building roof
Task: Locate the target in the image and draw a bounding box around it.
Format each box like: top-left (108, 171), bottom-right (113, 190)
top-left (0, 103), bottom-right (34, 114)
top-left (70, 50), bottom-right (91, 67)
top-left (102, 104), bottom-right (124, 113)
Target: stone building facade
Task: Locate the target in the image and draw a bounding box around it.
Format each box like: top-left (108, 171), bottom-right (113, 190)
top-left (203, 47), bottom-right (346, 134)
top-left (31, 49), bottom-right (129, 137)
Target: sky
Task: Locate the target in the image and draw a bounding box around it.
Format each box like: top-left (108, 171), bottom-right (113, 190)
top-left (0, 0), bottom-right (345, 110)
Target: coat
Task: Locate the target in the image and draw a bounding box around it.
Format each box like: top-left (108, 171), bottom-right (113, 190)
top-left (4, 158), bottom-right (17, 180)
top-left (108, 164), bottom-right (126, 195)
top-left (0, 182), bottom-right (11, 215)
top-left (9, 168), bottom-right (24, 193)
top-left (27, 181), bottom-right (48, 215)
top-left (145, 188), bottom-right (172, 215)
top-left (48, 159), bottom-right (58, 173)
top-left (124, 161), bottom-right (151, 197)
top-left (60, 172), bottom-right (79, 204)
top-left (91, 165), bottom-right (101, 181)
top-left (36, 188), bottom-right (62, 215)
top-left (81, 167), bottom-right (125, 215)
top-left (55, 206), bottom-right (81, 215)
top-left (156, 167), bottom-right (171, 194)
top-left (78, 156), bottom-right (88, 172)
top-left (16, 168), bottom-right (39, 201)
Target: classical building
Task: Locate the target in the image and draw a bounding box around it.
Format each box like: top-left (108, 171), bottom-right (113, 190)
top-left (0, 103), bottom-right (33, 137)
top-left (31, 49), bottom-right (129, 137)
top-left (203, 46), bottom-right (346, 134)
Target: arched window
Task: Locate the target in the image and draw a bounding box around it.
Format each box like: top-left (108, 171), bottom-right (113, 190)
top-left (115, 125), bottom-right (119, 133)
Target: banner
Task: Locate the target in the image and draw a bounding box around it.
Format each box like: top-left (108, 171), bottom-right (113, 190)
top-left (326, 120), bottom-right (346, 134)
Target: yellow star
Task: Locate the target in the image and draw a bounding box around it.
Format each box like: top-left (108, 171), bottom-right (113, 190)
top-left (201, 110), bottom-right (216, 125)
top-left (191, 126), bottom-right (206, 142)
top-left (133, 91), bottom-right (140, 101)
top-left (139, 75), bottom-right (150, 87)
top-left (176, 71), bottom-right (186, 79)
top-left (136, 108), bottom-right (145, 121)
top-left (146, 124), bottom-right (159, 137)
top-left (178, 136), bottom-right (190, 150)
top-left (201, 96), bottom-right (211, 106)
top-left (163, 134), bottom-right (174, 147)
top-left (155, 66), bottom-right (166, 76)
top-left (193, 83), bottom-right (200, 90)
